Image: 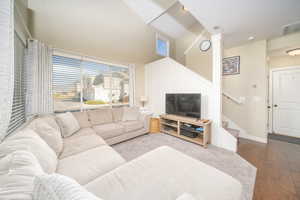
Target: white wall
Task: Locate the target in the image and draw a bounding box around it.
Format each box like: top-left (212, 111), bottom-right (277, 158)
top-left (145, 57), bottom-right (237, 151)
top-left (223, 40), bottom-right (268, 142)
top-left (145, 57), bottom-right (213, 118)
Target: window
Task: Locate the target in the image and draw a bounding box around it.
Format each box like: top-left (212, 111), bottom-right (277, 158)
top-left (7, 33), bottom-right (26, 134)
top-left (156, 34), bottom-right (169, 57)
top-left (52, 55), bottom-right (130, 112)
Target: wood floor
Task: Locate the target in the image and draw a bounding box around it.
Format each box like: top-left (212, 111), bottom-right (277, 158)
top-left (238, 138), bottom-right (300, 200)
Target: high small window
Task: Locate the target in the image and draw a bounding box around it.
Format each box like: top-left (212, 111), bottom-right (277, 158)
top-left (156, 34), bottom-right (169, 57)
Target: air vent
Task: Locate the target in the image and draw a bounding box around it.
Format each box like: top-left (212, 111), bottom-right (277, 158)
top-left (283, 21), bottom-right (300, 35)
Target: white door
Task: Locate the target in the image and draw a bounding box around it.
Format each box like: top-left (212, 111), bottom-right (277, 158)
top-left (272, 67), bottom-right (300, 138)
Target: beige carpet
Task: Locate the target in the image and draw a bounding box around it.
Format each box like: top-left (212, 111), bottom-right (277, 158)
top-left (113, 133), bottom-right (256, 200)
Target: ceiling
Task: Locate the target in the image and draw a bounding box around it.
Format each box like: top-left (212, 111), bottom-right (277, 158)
top-left (28, 0), bottom-right (164, 64)
top-left (179, 0), bottom-right (300, 47)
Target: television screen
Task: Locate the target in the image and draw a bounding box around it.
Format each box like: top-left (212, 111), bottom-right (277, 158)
top-left (166, 93), bottom-right (201, 118)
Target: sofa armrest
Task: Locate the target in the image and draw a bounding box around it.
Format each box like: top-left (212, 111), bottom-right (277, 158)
top-left (138, 111), bottom-right (152, 132)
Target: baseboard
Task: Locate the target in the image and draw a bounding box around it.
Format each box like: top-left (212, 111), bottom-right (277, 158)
top-left (239, 133), bottom-right (268, 144)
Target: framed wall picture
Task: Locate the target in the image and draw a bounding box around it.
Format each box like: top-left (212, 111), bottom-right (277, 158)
top-left (222, 56), bottom-right (240, 75)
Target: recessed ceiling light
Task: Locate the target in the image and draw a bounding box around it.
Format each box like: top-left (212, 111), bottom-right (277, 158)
top-left (287, 48), bottom-right (300, 56)
top-left (248, 36), bottom-right (255, 41)
top-left (182, 6), bottom-right (188, 11)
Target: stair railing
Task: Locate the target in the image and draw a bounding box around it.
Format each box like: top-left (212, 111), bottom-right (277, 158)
top-left (222, 91), bottom-right (244, 104)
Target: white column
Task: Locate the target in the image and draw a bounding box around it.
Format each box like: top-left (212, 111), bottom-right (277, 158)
top-left (211, 33), bottom-right (223, 127)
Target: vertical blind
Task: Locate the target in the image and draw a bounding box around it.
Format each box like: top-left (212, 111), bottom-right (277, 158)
top-left (52, 55), bottom-right (130, 112)
top-left (7, 33), bottom-right (26, 134)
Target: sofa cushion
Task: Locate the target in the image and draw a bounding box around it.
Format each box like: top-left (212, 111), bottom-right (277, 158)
top-left (72, 111), bottom-right (91, 128)
top-left (85, 146), bottom-right (242, 200)
top-left (56, 112), bottom-right (80, 138)
top-left (33, 174), bottom-right (103, 200)
top-left (93, 123), bottom-right (124, 139)
top-left (0, 151), bottom-right (44, 200)
top-left (112, 107), bottom-right (124, 122)
top-left (88, 109), bottom-right (113, 125)
top-left (0, 129), bottom-right (58, 174)
top-left (57, 146), bottom-right (126, 185)
top-left (29, 119), bottom-right (63, 156)
top-left (59, 128), bottom-right (107, 159)
top-left (122, 107), bottom-right (140, 121)
top-left (120, 120), bottom-right (144, 133)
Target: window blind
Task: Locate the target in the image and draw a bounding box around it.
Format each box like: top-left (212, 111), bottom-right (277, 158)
top-left (52, 55), bottom-right (81, 112)
top-left (7, 33), bottom-right (26, 134)
top-left (52, 54), bottom-right (131, 112)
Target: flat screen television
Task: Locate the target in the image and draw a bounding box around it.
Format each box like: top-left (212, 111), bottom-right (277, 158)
top-left (166, 93), bottom-right (201, 118)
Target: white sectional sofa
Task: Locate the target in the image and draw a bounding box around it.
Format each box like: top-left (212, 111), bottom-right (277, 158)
top-left (0, 107), bottom-right (242, 200)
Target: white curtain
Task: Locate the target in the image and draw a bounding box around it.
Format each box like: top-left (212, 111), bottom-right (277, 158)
top-left (25, 40), bottom-right (53, 116)
top-left (129, 64), bottom-right (136, 106)
top-left (0, 0), bottom-right (14, 141)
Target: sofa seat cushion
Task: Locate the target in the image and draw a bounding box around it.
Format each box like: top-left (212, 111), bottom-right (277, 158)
top-left (57, 146), bottom-right (126, 185)
top-left (120, 120), bottom-right (144, 133)
top-left (59, 128), bottom-right (106, 159)
top-left (85, 146), bottom-right (242, 200)
top-left (93, 123), bottom-right (124, 139)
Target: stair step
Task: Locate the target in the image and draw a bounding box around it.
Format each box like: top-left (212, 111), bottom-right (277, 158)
top-left (225, 128), bottom-right (240, 138)
top-left (222, 121), bottom-right (229, 128)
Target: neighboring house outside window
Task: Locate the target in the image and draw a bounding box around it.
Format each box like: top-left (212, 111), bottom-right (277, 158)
top-left (156, 34), bottom-right (169, 57)
top-left (52, 55), bottom-right (130, 112)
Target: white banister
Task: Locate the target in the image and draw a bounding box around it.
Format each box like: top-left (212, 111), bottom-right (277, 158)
top-left (222, 92), bottom-right (244, 104)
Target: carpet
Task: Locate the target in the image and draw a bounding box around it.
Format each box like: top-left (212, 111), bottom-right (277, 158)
top-left (113, 133), bottom-right (256, 200)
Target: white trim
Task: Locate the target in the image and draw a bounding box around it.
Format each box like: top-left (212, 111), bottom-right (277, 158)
top-left (239, 132), bottom-right (268, 143)
top-left (146, 1), bottom-right (178, 25)
top-left (53, 48), bottom-right (129, 69)
top-left (269, 65), bottom-right (300, 134)
top-left (223, 115), bottom-right (267, 143)
top-left (156, 33), bottom-right (170, 57)
top-left (184, 30), bottom-right (207, 55)
top-left (129, 64), bottom-right (136, 106)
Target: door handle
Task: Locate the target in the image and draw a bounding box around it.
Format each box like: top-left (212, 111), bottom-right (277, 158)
top-left (274, 104), bottom-right (278, 107)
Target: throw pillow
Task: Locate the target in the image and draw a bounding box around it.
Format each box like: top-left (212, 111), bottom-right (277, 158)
top-left (31, 119), bottom-right (63, 156)
top-left (122, 107), bottom-right (140, 121)
top-left (87, 108), bottom-right (113, 125)
top-left (72, 111), bottom-right (91, 128)
top-left (0, 151), bottom-right (44, 200)
top-left (112, 107), bottom-right (124, 122)
top-left (33, 174), bottom-right (103, 200)
top-left (56, 112), bottom-right (80, 138)
top-left (0, 129), bottom-right (58, 173)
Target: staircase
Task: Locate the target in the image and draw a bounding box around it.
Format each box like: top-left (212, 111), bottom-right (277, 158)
top-left (222, 121), bottom-right (240, 139)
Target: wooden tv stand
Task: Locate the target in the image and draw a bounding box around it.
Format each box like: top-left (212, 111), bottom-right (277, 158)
top-left (160, 114), bottom-right (211, 148)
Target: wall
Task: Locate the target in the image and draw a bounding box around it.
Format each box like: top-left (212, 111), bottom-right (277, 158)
top-left (223, 40), bottom-right (268, 141)
top-left (28, 0), bottom-right (176, 106)
top-left (268, 32), bottom-right (300, 68)
top-left (175, 27), bottom-right (212, 81)
top-left (145, 57), bottom-right (237, 151)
